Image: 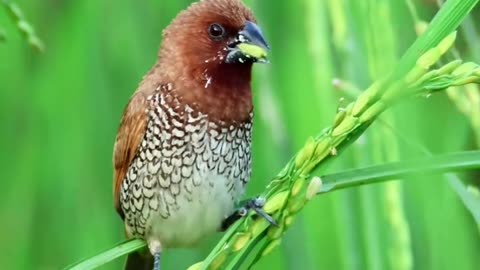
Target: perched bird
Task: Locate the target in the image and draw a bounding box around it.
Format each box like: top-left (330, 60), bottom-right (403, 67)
top-left (112, 0), bottom-right (270, 269)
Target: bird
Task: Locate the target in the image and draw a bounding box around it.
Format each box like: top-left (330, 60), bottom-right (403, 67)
top-left (112, 0), bottom-right (270, 269)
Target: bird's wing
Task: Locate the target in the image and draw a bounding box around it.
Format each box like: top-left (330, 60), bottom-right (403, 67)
top-left (113, 92), bottom-right (149, 218)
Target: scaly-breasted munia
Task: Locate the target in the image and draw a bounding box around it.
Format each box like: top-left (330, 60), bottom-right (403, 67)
top-left (112, 0), bottom-right (270, 269)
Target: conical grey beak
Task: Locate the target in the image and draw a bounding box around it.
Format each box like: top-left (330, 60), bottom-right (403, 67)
top-left (226, 21), bottom-right (270, 64)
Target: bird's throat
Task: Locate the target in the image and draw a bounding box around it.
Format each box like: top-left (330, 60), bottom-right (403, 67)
top-left (178, 63), bottom-right (254, 124)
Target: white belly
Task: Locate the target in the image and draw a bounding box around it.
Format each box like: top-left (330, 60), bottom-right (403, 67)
top-left (147, 173), bottom-right (241, 247)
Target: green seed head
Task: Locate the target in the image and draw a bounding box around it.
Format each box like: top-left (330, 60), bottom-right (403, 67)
top-left (313, 139), bottom-right (331, 157)
top-left (211, 250), bottom-right (228, 270)
top-left (267, 223), bottom-right (285, 240)
top-left (352, 81), bottom-right (383, 116)
top-left (437, 60), bottom-right (463, 75)
top-left (237, 43), bottom-right (268, 59)
top-left (261, 239), bottom-right (282, 257)
top-left (263, 191), bottom-right (289, 214)
top-left (359, 101), bottom-right (386, 123)
top-left (249, 218), bottom-right (269, 236)
top-left (453, 76), bottom-right (479, 86)
top-left (285, 215), bottom-right (295, 226)
top-left (187, 262), bottom-right (203, 270)
top-left (232, 232), bottom-right (252, 252)
top-left (295, 137), bottom-right (316, 168)
top-left (291, 178), bottom-right (305, 197)
top-left (307, 177), bottom-right (323, 200)
top-left (452, 62), bottom-right (479, 77)
top-left (333, 110), bottom-right (347, 129)
top-left (331, 116), bottom-right (358, 136)
top-left (415, 21), bottom-right (429, 35)
top-left (438, 31), bottom-right (457, 55)
top-left (417, 48), bottom-right (441, 70)
top-left (287, 197), bottom-right (306, 214)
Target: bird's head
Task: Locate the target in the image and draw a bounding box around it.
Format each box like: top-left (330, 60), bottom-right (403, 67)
top-left (159, 0), bottom-right (269, 88)
top-left (154, 0), bottom-right (268, 122)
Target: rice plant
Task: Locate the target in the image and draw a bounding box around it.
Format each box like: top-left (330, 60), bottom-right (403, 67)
top-left (1, 0), bottom-right (479, 269)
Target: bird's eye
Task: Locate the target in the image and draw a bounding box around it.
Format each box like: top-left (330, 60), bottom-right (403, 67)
top-left (208, 23), bottom-right (226, 40)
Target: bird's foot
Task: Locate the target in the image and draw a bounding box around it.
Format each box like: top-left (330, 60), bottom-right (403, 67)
top-left (221, 196), bottom-right (278, 231)
top-left (243, 197), bottom-right (278, 226)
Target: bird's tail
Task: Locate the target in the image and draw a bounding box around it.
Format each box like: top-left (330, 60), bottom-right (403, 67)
top-left (124, 251), bottom-right (153, 270)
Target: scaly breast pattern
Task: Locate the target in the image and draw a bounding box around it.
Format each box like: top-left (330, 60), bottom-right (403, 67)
top-left (120, 84), bottom-right (252, 247)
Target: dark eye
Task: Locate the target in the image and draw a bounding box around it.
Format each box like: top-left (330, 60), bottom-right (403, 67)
top-left (208, 23), bottom-right (226, 40)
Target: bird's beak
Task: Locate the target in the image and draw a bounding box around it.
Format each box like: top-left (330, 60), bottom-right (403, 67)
top-left (226, 21), bottom-right (270, 64)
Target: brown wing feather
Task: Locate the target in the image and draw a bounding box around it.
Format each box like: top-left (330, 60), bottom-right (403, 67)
top-left (113, 92), bottom-right (148, 218)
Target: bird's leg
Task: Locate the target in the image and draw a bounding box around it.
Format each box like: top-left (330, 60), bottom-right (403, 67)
top-left (245, 197), bottom-right (278, 226)
top-left (221, 196), bottom-right (278, 231)
top-left (153, 252), bottom-right (160, 270)
top-left (148, 240), bottom-right (162, 270)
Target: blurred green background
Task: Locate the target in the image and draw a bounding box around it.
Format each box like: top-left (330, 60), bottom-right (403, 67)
top-left (1, 0), bottom-right (479, 269)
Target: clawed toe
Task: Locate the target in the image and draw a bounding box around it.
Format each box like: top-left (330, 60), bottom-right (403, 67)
top-left (221, 196), bottom-right (278, 231)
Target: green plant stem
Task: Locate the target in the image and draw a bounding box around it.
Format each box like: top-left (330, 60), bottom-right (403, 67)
top-left (63, 239), bottom-right (145, 270)
top-left (319, 151), bottom-right (480, 193)
top-left (447, 175), bottom-right (480, 226)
